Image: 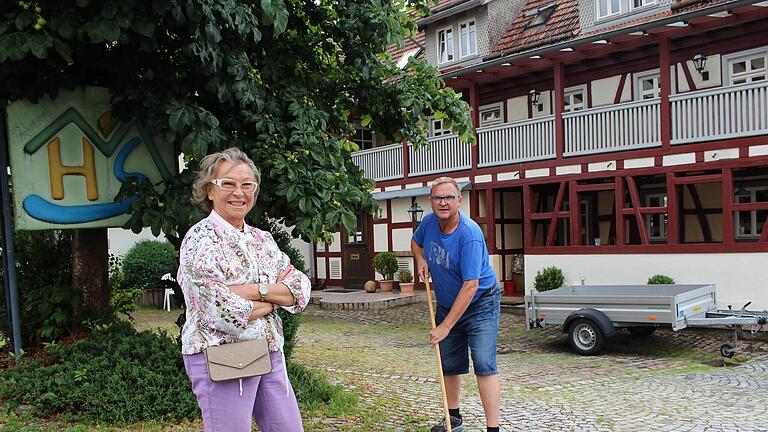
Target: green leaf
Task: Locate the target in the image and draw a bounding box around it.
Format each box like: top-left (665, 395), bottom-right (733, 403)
top-left (53, 40), bottom-right (73, 64)
top-left (132, 21), bottom-right (155, 38)
top-left (360, 114), bottom-right (372, 127)
top-left (75, 0), bottom-right (90, 7)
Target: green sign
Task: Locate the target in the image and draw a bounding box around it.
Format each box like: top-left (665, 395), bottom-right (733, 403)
top-left (7, 87), bottom-right (174, 230)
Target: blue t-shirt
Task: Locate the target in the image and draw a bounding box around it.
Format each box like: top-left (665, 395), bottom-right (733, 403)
top-left (413, 212), bottom-right (498, 308)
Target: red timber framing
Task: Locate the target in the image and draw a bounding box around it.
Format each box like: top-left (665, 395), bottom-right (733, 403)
top-left (519, 161), bottom-right (768, 255)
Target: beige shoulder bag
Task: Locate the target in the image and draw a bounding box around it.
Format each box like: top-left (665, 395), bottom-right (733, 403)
top-left (204, 339), bottom-right (272, 382)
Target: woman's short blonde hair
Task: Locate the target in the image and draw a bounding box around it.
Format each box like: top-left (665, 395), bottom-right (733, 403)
top-left (192, 147), bottom-right (261, 212)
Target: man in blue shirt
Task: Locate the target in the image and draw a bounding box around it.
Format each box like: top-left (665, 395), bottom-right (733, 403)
top-left (412, 177), bottom-right (501, 432)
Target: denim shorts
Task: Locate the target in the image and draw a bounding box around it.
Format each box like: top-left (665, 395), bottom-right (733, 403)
top-left (435, 283), bottom-right (501, 376)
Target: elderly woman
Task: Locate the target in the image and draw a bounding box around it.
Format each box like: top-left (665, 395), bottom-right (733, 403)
top-left (178, 147), bottom-right (310, 432)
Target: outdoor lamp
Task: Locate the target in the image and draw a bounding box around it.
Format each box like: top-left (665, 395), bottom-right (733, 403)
top-left (529, 89), bottom-right (541, 107)
top-left (407, 197), bottom-right (424, 229)
top-left (692, 53), bottom-right (708, 75)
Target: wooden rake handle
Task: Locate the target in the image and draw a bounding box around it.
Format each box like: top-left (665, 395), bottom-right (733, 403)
top-left (424, 276), bottom-right (452, 432)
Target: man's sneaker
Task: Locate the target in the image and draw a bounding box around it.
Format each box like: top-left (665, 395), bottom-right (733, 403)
top-left (430, 415), bottom-right (465, 432)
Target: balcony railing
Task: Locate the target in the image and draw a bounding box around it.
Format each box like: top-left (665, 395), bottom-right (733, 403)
top-left (350, 143), bottom-right (403, 181)
top-left (477, 116), bottom-right (556, 167)
top-left (564, 99), bottom-right (661, 157)
top-left (351, 82), bottom-right (768, 183)
top-left (671, 80), bottom-right (768, 145)
top-left (409, 134), bottom-right (472, 177)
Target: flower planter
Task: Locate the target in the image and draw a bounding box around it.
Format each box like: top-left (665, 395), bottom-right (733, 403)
top-left (378, 280), bottom-right (394, 292)
top-left (399, 282), bottom-right (415, 295)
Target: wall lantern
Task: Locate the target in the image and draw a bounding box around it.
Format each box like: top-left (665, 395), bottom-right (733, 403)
top-left (692, 53), bottom-right (708, 75)
top-left (529, 89), bottom-right (541, 106)
top-left (407, 197), bottom-right (424, 229)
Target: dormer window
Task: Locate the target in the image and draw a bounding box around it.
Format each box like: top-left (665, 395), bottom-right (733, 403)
top-left (459, 19), bottom-right (477, 58)
top-left (437, 27), bottom-right (454, 64)
top-left (597, 0), bottom-right (621, 19)
top-left (526, 3), bottom-right (558, 28)
top-left (632, 0), bottom-right (656, 9)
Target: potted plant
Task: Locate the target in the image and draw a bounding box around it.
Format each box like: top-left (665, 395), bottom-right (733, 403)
top-left (398, 269), bottom-right (414, 295)
top-left (533, 266), bottom-right (564, 292)
top-left (373, 252), bottom-right (398, 292)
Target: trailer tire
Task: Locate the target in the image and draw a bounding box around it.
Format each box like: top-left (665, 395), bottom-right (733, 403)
top-left (627, 327), bottom-right (657, 337)
top-left (568, 318), bottom-right (604, 355)
top-left (720, 344), bottom-right (735, 358)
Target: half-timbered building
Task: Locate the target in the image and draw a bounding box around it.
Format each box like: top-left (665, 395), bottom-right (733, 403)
top-left (316, 0), bottom-right (768, 308)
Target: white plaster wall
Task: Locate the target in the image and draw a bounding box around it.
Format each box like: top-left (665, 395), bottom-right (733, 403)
top-left (374, 223), bottom-right (389, 252)
top-left (592, 75), bottom-right (623, 107)
top-left (391, 197), bottom-right (414, 223)
top-left (392, 227), bottom-right (414, 252)
top-left (532, 90), bottom-right (552, 118)
top-left (525, 253), bottom-right (768, 309)
top-left (506, 96), bottom-right (528, 122)
top-left (685, 54), bottom-right (722, 91)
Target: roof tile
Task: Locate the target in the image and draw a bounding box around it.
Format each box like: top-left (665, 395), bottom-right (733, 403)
top-left (492, 0), bottom-right (581, 55)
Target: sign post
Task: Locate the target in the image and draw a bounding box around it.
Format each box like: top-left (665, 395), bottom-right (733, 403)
top-left (0, 109), bottom-right (23, 361)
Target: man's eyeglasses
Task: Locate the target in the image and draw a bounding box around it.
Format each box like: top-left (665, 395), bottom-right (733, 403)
top-left (210, 178), bottom-right (258, 193)
top-left (430, 195), bottom-right (459, 203)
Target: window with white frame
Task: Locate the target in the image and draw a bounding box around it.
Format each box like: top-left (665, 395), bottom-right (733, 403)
top-left (597, 0), bottom-right (621, 19)
top-left (564, 86), bottom-right (587, 112)
top-left (459, 19), bottom-right (477, 59)
top-left (632, 0), bottom-right (656, 9)
top-left (645, 194), bottom-right (668, 240)
top-left (735, 186), bottom-right (768, 239)
top-left (437, 27), bottom-right (454, 64)
top-left (479, 102), bottom-right (504, 127)
top-left (431, 118), bottom-right (452, 137)
top-left (635, 70), bottom-right (661, 100)
top-left (726, 49), bottom-right (768, 85)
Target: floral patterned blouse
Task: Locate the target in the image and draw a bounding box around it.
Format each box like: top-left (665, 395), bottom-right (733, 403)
top-left (178, 210), bottom-right (311, 355)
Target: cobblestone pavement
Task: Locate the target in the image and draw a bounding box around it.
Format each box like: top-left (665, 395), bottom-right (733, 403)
top-left (296, 300), bottom-right (768, 432)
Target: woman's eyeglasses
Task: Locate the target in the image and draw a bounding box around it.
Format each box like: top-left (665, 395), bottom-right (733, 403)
top-left (210, 178), bottom-right (258, 193)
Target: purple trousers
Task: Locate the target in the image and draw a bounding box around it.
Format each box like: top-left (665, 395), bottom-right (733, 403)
top-left (184, 350), bottom-right (304, 432)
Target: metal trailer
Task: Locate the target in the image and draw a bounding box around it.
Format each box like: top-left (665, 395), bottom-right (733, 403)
top-left (525, 284), bottom-right (768, 356)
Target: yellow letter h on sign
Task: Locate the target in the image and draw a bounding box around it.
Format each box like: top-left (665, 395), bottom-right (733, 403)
top-left (47, 137), bottom-right (99, 201)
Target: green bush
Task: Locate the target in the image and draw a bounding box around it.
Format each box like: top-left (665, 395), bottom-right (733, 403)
top-left (122, 240), bottom-right (178, 290)
top-left (398, 269), bottom-right (413, 283)
top-left (0, 230), bottom-right (78, 344)
top-left (534, 266), bottom-right (565, 292)
top-left (648, 274), bottom-right (675, 284)
top-left (373, 252), bottom-right (398, 280)
top-left (0, 322), bottom-right (199, 424)
top-left (108, 254), bottom-right (142, 321)
top-left (0, 321), bottom-right (355, 425)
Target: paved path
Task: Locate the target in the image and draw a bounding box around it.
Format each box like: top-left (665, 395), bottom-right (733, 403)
top-left (297, 300), bottom-right (768, 432)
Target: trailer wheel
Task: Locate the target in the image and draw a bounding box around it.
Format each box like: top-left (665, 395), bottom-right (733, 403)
top-left (627, 327), bottom-right (657, 337)
top-left (720, 344), bottom-right (735, 358)
top-left (568, 318), bottom-right (604, 355)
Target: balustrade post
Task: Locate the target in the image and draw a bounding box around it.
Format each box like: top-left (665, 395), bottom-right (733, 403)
top-left (402, 140), bottom-right (409, 179)
top-left (470, 81), bottom-right (480, 172)
top-left (554, 62), bottom-right (565, 160)
top-left (659, 36), bottom-right (672, 149)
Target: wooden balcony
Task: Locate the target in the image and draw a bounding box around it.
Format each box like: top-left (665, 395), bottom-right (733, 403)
top-left (351, 81), bottom-right (768, 183)
top-left (478, 116), bottom-right (556, 167)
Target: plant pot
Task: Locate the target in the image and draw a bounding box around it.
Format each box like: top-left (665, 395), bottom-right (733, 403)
top-left (378, 280), bottom-right (394, 292)
top-left (399, 282), bottom-right (415, 295)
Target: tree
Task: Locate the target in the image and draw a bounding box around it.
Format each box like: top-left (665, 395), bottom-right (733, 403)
top-left (0, 0), bottom-right (473, 243)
